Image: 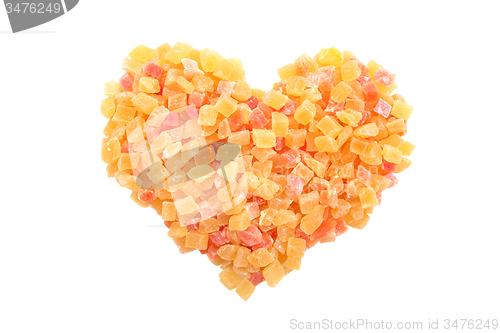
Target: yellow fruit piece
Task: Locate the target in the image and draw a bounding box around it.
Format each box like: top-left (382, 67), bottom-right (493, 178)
top-left (330, 81), bottom-right (353, 103)
top-left (200, 49), bottom-right (221, 72)
top-left (129, 45), bottom-right (156, 64)
top-left (235, 279), bottom-right (255, 301)
top-left (234, 247), bottom-right (251, 267)
top-left (162, 202), bottom-right (177, 221)
top-left (294, 54), bottom-right (318, 74)
top-left (304, 157), bottom-right (326, 178)
top-left (318, 47), bottom-right (343, 67)
top-left (315, 136), bottom-right (339, 152)
top-left (285, 257), bottom-right (301, 271)
top-left (217, 244), bottom-right (240, 260)
top-left (299, 205), bottom-right (325, 235)
top-left (174, 196), bottom-right (198, 216)
top-left (300, 88), bottom-right (322, 104)
top-left (360, 142), bottom-right (383, 165)
top-left (164, 42), bottom-right (193, 65)
top-left (376, 81), bottom-right (398, 95)
top-left (395, 157), bottom-right (412, 173)
top-left (251, 88), bottom-right (266, 101)
top-left (214, 94), bottom-right (237, 117)
top-left (168, 93), bottom-right (187, 111)
top-left (219, 269), bottom-right (243, 290)
top-left (185, 231), bottom-right (209, 250)
top-left (252, 129), bottom-right (276, 148)
top-left (385, 118), bottom-right (407, 134)
top-left (341, 60), bottom-right (362, 81)
top-left (298, 191), bottom-right (320, 215)
top-left (214, 58), bottom-right (235, 80)
top-left (139, 77), bottom-right (160, 94)
top-left (100, 97), bottom-right (116, 119)
top-left (122, 56), bottom-right (142, 76)
top-left (117, 153), bottom-right (131, 171)
top-left (286, 76), bottom-right (307, 96)
top-left (176, 76), bottom-right (195, 94)
top-left (382, 145), bottom-right (403, 164)
top-left (285, 129), bottom-right (306, 148)
top-left (168, 222), bottom-right (188, 239)
top-left (156, 43), bottom-right (171, 61)
top-left (345, 213), bottom-right (370, 230)
top-left (104, 81), bottom-right (121, 97)
top-left (379, 134), bottom-right (405, 148)
top-left (350, 137), bottom-right (369, 155)
top-left (358, 187), bottom-right (379, 209)
top-left (197, 105), bottom-right (216, 127)
top-left (262, 260), bottom-right (285, 288)
top-left (367, 59), bottom-right (382, 77)
top-left (247, 248), bottom-right (274, 268)
top-left (316, 116), bottom-right (343, 138)
top-left (272, 112), bottom-right (289, 137)
top-left (277, 63), bottom-right (296, 80)
top-left (336, 110), bottom-right (362, 127)
top-left (263, 90), bottom-right (289, 110)
top-left (101, 138), bottom-right (120, 164)
top-left (287, 237), bottom-right (306, 258)
top-left (353, 123), bottom-right (379, 138)
top-left (294, 100), bottom-right (316, 125)
top-left (272, 209), bottom-right (295, 226)
top-left (232, 80), bottom-right (252, 101)
top-left (132, 93), bottom-right (158, 115)
top-left (391, 100), bottom-right (413, 120)
top-left (229, 209), bottom-right (251, 231)
top-left (399, 141), bottom-right (415, 156)
top-left (192, 74), bottom-right (214, 93)
top-left (199, 218), bottom-right (219, 234)
top-left (112, 105), bottom-right (136, 124)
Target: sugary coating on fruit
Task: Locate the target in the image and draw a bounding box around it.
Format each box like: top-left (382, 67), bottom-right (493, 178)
top-left (100, 42), bottom-right (415, 301)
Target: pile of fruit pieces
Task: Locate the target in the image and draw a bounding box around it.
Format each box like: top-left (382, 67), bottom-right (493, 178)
top-left (100, 42), bottom-right (414, 301)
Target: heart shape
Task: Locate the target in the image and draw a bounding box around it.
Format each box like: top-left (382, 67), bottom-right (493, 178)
top-left (100, 42), bottom-right (414, 301)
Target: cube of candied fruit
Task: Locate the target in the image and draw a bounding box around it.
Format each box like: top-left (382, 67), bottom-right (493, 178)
top-left (168, 222), bottom-right (188, 238)
top-left (101, 138), bottom-right (121, 164)
top-left (379, 134), bottom-right (405, 148)
top-left (349, 137), bottom-right (369, 155)
top-left (382, 144), bottom-right (403, 164)
top-left (176, 76), bottom-right (195, 94)
top-left (200, 48), bottom-right (220, 72)
top-left (399, 141), bottom-right (415, 156)
top-left (174, 196), bottom-right (198, 216)
top-left (287, 237), bottom-right (306, 258)
top-left (122, 56), bottom-right (142, 76)
top-left (358, 187), bottom-right (379, 209)
top-left (374, 67), bottom-right (396, 87)
top-left (395, 157), bottom-right (412, 173)
top-left (112, 105), bottom-right (136, 124)
top-left (285, 129), bottom-right (306, 148)
top-left (385, 118), bottom-right (407, 134)
top-left (252, 129), bottom-right (276, 148)
top-left (272, 209), bottom-right (295, 226)
top-left (247, 248), bottom-right (274, 268)
top-left (294, 100), bottom-right (316, 125)
top-left (231, 80), bottom-right (252, 101)
top-left (315, 136), bottom-right (339, 153)
top-left (217, 244), bottom-right (240, 260)
top-left (132, 93), bottom-right (158, 115)
top-left (331, 81), bottom-right (353, 103)
top-left (197, 105), bottom-right (217, 127)
top-left (298, 191), bottom-right (320, 215)
top-left (214, 58), bottom-right (235, 80)
top-left (185, 231), bottom-right (209, 250)
top-left (272, 112), bottom-right (289, 137)
top-left (164, 42), bottom-right (193, 64)
top-left (341, 60), bottom-right (362, 82)
top-left (277, 63), bottom-right (296, 80)
top-left (299, 205), bottom-right (325, 235)
top-left (168, 93), bottom-right (187, 111)
top-left (286, 76), bottom-right (307, 96)
top-left (100, 97), bottom-right (116, 119)
top-left (161, 204), bottom-right (177, 224)
top-left (234, 246), bottom-right (252, 267)
top-left (262, 260), bottom-right (285, 288)
top-left (229, 210), bottom-right (251, 231)
top-left (219, 269), bottom-right (243, 290)
top-left (391, 100), bottom-right (413, 120)
top-left (128, 45), bottom-right (156, 64)
top-left (235, 279), bottom-right (256, 301)
top-left (263, 90), bottom-right (289, 110)
top-left (139, 77), bottom-right (160, 94)
top-left (316, 116), bottom-right (343, 138)
top-left (215, 93), bottom-right (238, 117)
top-left (318, 47), bottom-right (343, 67)
top-left (353, 123), bottom-right (379, 138)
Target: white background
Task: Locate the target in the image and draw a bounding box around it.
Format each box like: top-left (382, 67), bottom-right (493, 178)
top-left (1, 1), bottom-right (499, 332)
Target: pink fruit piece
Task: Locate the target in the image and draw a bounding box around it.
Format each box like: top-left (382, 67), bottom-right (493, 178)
top-left (198, 201), bottom-right (217, 220)
top-left (334, 219), bottom-right (348, 236)
top-left (279, 99), bottom-right (298, 116)
top-left (374, 68), bottom-right (396, 87)
top-left (143, 62), bottom-right (163, 79)
top-left (119, 72), bottom-right (134, 91)
top-left (249, 108), bottom-right (269, 129)
top-left (385, 173), bottom-right (399, 188)
top-left (356, 76), bottom-right (371, 86)
top-left (245, 202), bottom-right (260, 220)
top-left (246, 96), bottom-right (259, 110)
top-left (228, 109), bottom-right (244, 131)
top-left (188, 91), bottom-right (205, 108)
top-left (252, 233), bottom-right (273, 251)
top-left (186, 104), bottom-right (199, 119)
top-left (382, 159), bottom-right (397, 173)
top-left (209, 226), bottom-right (230, 247)
top-left (161, 112), bottom-right (179, 129)
top-left (181, 58), bottom-right (203, 79)
top-left (324, 100), bottom-right (345, 115)
top-left (216, 81), bottom-right (237, 96)
top-left (138, 189), bottom-right (156, 203)
top-left (306, 73), bottom-right (320, 88)
top-left (310, 218), bottom-right (337, 241)
top-left (237, 224), bottom-right (263, 246)
top-left (121, 140), bottom-right (130, 153)
top-left (257, 102), bottom-right (273, 118)
top-left (357, 111), bottom-right (369, 126)
top-left (362, 81), bottom-right (380, 106)
top-left (275, 137), bottom-right (285, 151)
top-left (285, 174), bottom-right (305, 197)
top-left (145, 126), bottom-right (163, 142)
top-left (356, 165), bottom-right (372, 182)
top-left (280, 149), bottom-right (301, 168)
top-left (249, 272), bottom-right (265, 286)
top-left (254, 196), bottom-right (265, 205)
top-left (374, 98), bottom-right (392, 118)
top-left (318, 66), bottom-right (335, 92)
top-left (187, 219), bottom-right (200, 231)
